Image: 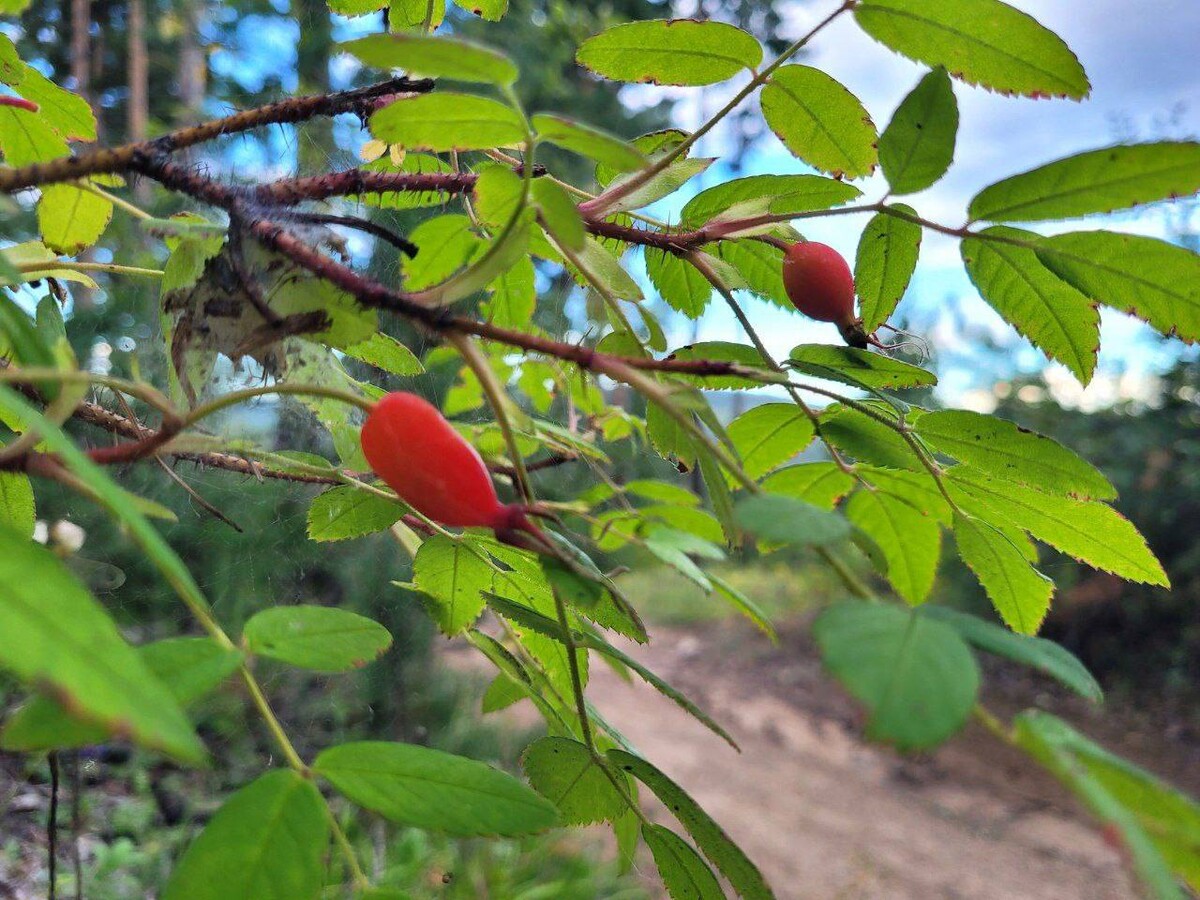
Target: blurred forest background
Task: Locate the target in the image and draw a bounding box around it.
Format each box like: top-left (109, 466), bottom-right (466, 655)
top-left (1, 0), bottom-right (1197, 896)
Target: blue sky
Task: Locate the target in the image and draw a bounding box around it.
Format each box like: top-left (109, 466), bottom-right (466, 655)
top-left (634, 0), bottom-right (1200, 409)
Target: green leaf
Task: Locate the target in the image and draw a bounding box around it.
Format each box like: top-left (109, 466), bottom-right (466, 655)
top-left (1014, 712), bottom-right (1192, 899)
top-left (315, 741), bottom-right (558, 836)
top-left (576, 19), bottom-right (762, 87)
top-left (646, 249), bottom-right (711, 317)
top-left (370, 92), bottom-right (525, 152)
top-left (642, 526), bottom-right (721, 590)
top-left (2, 638), bottom-right (243, 752)
top-left (243, 605), bottom-right (392, 672)
top-left (403, 214), bottom-right (483, 289)
top-left (451, 0), bottom-right (506, 21)
top-left (951, 513), bottom-right (1053, 634)
top-left (482, 256), bottom-right (536, 327)
top-left (0, 522), bottom-right (203, 763)
top-left (596, 129), bottom-right (688, 187)
top-left (532, 113), bottom-right (645, 172)
top-left (760, 65), bottom-right (878, 179)
top-left (878, 67), bottom-right (958, 195)
top-left (328, 0), bottom-right (386, 16)
top-left (667, 341), bottom-right (773, 390)
top-left (947, 468), bottom-right (1169, 586)
top-left (0, 472), bottom-right (34, 538)
top-left (734, 494), bottom-right (851, 547)
top-left (961, 226), bottom-right (1099, 383)
top-left (608, 750), bottom-right (773, 899)
top-left (714, 241), bottom-right (789, 308)
top-left (710, 573), bottom-right (776, 642)
top-left (1035, 230), bottom-right (1200, 344)
top-left (0, 242), bottom-right (95, 290)
top-left (847, 489), bottom-right (940, 605)
top-left (916, 409), bottom-right (1114, 499)
top-left (522, 737), bottom-right (628, 825)
top-left (532, 179), bottom-right (585, 251)
top-left (39, 183), bottom-right (112, 255)
top-left (922, 606), bottom-right (1101, 701)
top-left (387, 0), bottom-right (443, 29)
top-left (854, 0), bottom-right (1089, 100)
top-left (567, 235), bottom-right (643, 301)
top-left (307, 486), bottom-right (404, 542)
top-left (969, 142), bottom-right (1200, 223)
top-left (341, 33), bottom-right (518, 85)
top-left (643, 823), bottom-right (725, 900)
top-left (624, 479), bottom-right (700, 507)
top-left (854, 207), bottom-right (922, 333)
top-left (681, 174), bottom-right (861, 227)
top-left (859, 466), bottom-right (950, 523)
top-left (342, 332), bottom-right (424, 375)
top-left (727, 403), bottom-right (815, 481)
top-left (759, 462), bottom-right (855, 511)
top-left (411, 535), bottom-right (493, 633)
top-left (813, 602), bottom-right (980, 750)
top-left (163, 770), bottom-right (329, 900)
top-left (820, 404), bottom-right (922, 471)
top-left (788, 344), bottom-right (935, 390)
top-left (600, 156), bottom-right (713, 214)
top-left (0, 45), bottom-right (95, 141)
top-left (356, 153), bottom-right (455, 211)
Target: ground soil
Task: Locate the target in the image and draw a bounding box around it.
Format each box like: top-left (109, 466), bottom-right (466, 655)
top-left (453, 617), bottom-right (1200, 900)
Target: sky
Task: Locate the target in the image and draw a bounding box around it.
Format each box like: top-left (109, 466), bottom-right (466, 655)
top-left (633, 0), bottom-right (1200, 409)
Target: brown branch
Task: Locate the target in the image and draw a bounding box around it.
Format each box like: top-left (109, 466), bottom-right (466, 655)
top-left (250, 170), bottom-right (476, 205)
top-left (0, 77), bottom-right (434, 194)
top-left (131, 155), bottom-right (764, 381)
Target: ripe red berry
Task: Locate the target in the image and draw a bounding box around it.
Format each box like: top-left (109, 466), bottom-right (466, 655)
top-left (782, 242), bottom-right (856, 326)
top-left (361, 391), bottom-right (521, 530)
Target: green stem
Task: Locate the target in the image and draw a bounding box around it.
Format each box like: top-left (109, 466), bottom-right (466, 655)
top-left (182, 382), bottom-right (374, 427)
top-left (79, 181), bottom-right (154, 221)
top-left (17, 260), bottom-right (163, 279)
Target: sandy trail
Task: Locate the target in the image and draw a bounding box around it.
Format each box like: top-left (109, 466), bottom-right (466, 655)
top-left (579, 626), bottom-right (1139, 900)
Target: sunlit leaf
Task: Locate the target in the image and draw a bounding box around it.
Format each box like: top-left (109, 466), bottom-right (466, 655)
top-left (854, 207), bottom-right (922, 333)
top-left (371, 92), bottom-right (525, 152)
top-left (243, 605), bottom-right (392, 672)
top-left (760, 65), bottom-right (877, 178)
top-left (576, 20), bottom-right (762, 86)
top-left (878, 67), bottom-right (958, 194)
top-left (307, 486), bottom-right (405, 542)
top-left (522, 736), bottom-right (628, 825)
top-left (643, 824), bottom-right (725, 900)
top-left (342, 33), bottom-right (518, 84)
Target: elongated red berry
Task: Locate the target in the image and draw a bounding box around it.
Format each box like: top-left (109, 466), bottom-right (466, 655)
top-left (782, 242), bottom-right (856, 326)
top-left (361, 391), bottom-right (515, 529)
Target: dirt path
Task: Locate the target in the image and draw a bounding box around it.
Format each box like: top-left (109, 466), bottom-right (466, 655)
top-left (580, 627), bottom-right (1141, 900)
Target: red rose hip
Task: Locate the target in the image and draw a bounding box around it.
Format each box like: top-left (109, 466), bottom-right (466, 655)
top-left (361, 391), bottom-right (520, 530)
top-left (781, 242), bottom-right (870, 348)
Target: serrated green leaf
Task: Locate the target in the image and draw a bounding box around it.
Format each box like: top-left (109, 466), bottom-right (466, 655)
top-left (0, 523), bottom-right (203, 763)
top-left (370, 92), bottom-right (525, 152)
top-left (342, 33), bottom-right (518, 84)
top-left (451, 0), bottom-right (506, 21)
top-left (878, 67), bottom-right (958, 194)
top-left (952, 513), bottom-right (1052, 634)
top-left (643, 824), bottom-right (725, 900)
top-left (356, 153), bottom-right (455, 210)
top-left (667, 341), bottom-right (773, 390)
top-left (961, 226), bottom-right (1099, 383)
top-left (0, 472), bottom-right (34, 538)
top-left (39, 183), bottom-right (112, 255)
top-left (760, 65), bottom-right (878, 179)
top-left (814, 602), bottom-right (980, 750)
top-left (609, 750), bottom-right (773, 898)
top-left (0, 104), bottom-right (67, 166)
top-left (714, 241), bottom-right (790, 308)
top-left (307, 486), bottom-right (404, 541)
top-left (403, 214), bottom-right (483, 290)
top-left (1014, 712), bottom-right (1190, 899)
top-left (533, 113), bottom-right (645, 172)
top-left (522, 737), bottom-right (628, 825)
top-left (710, 573), bottom-right (776, 641)
top-left (947, 468), bottom-right (1168, 586)
top-left (681, 174), bottom-right (861, 227)
top-left (759, 462), bottom-right (855, 511)
top-left (316, 741), bottom-right (557, 836)
top-left (820, 404), bottom-right (922, 471)
top-left (789, 344), bottom-right (935, 390)
top-left (734, 494), bottom-right (851, 547)
top-left (388, 0), bottom-right (443, 28)
top-left (565, 235), bottom-right (642, 301)
top-left (858, 466), bottom-right (950, 524)
top-left (482, 255), bottom-right (536, 327)
top-left (917, 409), bottom-right (1114, 499)
top-left (342, 332), bottom-right (423, 375)
top-left (163, 770), bottom-right (329, 900)
top-left (727, 403), bottom-right (815, 481)
top-left (243, 605), bottom-right (392, 673)
top-left (532, 178), bottom-right (585, 251)
top-left (596, 129), bottom-right (688, 187)
top-left (600, 156), bottom-right (713, 214)
top-left (854, 207), bottom-right (922, 333)
top-left (969, 142), bottom-right (1200, 223)
top-left (922, 606), bottom-right (1100, 701)
top-left (646, 249), bottom-right (711, 316)
top-left (576, 19), bottom-right (762, 86)
top-left (1035, 230), bottom-right (1200, 344)
top-left (412, 535), bottom-right (492, 633)
top-left (847, 489), bottom-right (940, 604)
top-left (624, 479), bottom-right (699, 507)
top-left (854, 0), bottom-right (1089, 100)
top-left (1, 51), bottom-right (95, 141)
